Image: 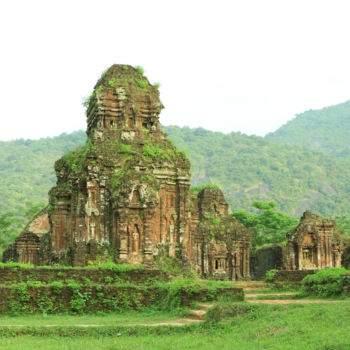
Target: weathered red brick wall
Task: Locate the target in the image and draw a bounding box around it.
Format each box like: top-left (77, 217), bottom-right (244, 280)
top-left (0, 284), bottom-right (244, 315)
top-left (0, 285), bottom-right (158, 314)
top-left (0, 267), bottom-right (170, 285)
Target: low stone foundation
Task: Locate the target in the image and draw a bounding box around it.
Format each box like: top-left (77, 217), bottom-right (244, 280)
top-left (0, 285), bottom-right (158, 314)
top-left (272, 270), bottom-right (316, 283)
top-left (0, 267), bottom-right (170, 285)
top-left (181, 286), bottom-right (244, 306)
top-left (0, 283), bottom-right (244, 315)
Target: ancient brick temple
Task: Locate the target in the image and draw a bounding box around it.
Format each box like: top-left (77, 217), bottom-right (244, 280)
top-left (251, 211), bottom-right (344, 279)
top-left (284, 211), bottom-right (343, 270)
top-left (2, 208), bottom-right (50, 266)
top-left (3, 65), bottom-right (251, 280)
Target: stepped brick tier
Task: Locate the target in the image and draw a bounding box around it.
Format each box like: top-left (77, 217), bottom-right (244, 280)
top-left (3, 65), bottom-right (251, 280)
top-left (0, 283), bottom-right (243, 315)
top-left (251, 211), bottom-right (344, 280)
top-left (0, 267), bottom-right (170, 285)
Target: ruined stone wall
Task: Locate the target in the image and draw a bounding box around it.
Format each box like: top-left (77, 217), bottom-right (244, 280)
top-left (251, 244), bottom-right (287, 280)
top-left (0, 285), bottom-right (158, 314)
top-left (181, 286), bottom-right (244, 306)
top-left (272, 270), bottom-right (316, 283)
top-left (0, 282), bottom-right (243, 315)
top-left (0, 267), bottom-right (169, 285)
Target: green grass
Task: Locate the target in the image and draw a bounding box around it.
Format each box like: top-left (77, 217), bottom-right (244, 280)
top-left (248, 294), bottom-right (299, 300)
top-left (0, 311), bottom-right (182, 327)
top-left (0, 302), bottom-right (350, 349)
top-left (245, 288), bottom-right (277, 294)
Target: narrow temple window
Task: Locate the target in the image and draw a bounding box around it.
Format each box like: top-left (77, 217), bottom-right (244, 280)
top-left (215, 259), bottom-right (224, 270)
top-left (132, 190), bottom-right (141, 204)
top-left (110, 120), bottom-right (113, 127)
top-left (142, 123), bottom-right (148, 129)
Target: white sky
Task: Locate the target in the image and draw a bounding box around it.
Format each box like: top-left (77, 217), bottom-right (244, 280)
top-left (0, 0), bottom-right (350, 141)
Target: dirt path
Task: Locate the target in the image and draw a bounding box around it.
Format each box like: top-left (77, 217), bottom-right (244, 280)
top-left (246, 292), bottom-right (295, 297)
top-left (8, 318), bottom-right (202, 327)
top-left (247, 299), bottom-right (350, 304)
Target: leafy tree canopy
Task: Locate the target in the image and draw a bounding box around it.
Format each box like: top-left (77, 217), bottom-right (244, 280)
top-left (232, 201), bottom-right (299, 247)
top-left (335, 215), bottom-right (350, 237)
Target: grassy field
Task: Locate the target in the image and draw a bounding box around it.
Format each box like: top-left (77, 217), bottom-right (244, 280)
top-left (0, 311), bottom-right (185, 327)
top-left (0, 302), bottom-right (349, 349)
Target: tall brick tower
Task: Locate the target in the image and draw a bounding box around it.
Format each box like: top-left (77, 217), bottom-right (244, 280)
top-left (49, 65), bottom-right (192, 267)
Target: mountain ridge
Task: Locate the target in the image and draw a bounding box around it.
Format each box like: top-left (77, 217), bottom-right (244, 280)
top-left (265, 99), bottom-right (350, 156)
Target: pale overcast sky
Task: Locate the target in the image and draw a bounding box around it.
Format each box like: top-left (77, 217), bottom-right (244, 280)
top-left (0, 0), bottom-right (350, 141)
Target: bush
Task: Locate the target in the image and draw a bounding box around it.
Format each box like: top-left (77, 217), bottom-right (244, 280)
top-left (264, 269), bottom-right (278, 282)
top-left (84, 262), bottom-right (143, 273)
top-left (206, 302), bottom-right (260, 323)
top-left (135, 66), bottom-right (145, 75)
top-left (190, 183), bottom-right (222, 195)
top-left (301, 267), bottom-right (350, 297)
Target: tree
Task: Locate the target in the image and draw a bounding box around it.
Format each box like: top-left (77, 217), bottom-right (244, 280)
top-left (335, 215), bottom-right (350, 237)
top-left (0, 212), bottom-right (20, 247)
top-left (19, 201), bottom-right (46, 221)
top-left (232, 201), bottom-right (299, 247)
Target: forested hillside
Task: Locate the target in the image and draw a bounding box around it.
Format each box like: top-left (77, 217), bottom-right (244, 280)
top-left (0, 131), bottom-right (86, 213)
top-left (166, 126), bottom-right (350, 217)
top-left (2, 126), bottom-right (350, 219)
top-left (265, 99), bottom-right (350, 157)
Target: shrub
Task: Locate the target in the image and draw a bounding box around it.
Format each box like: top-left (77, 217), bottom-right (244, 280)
top-left (119, 144), bottom-right (136, 154)
top-left (51, 281), bottom-right (63, 294)
top-left (81, 91), bottom-right (95, 110)
top-left (190, 183), bottom-right (222, 195)
top-left (264, 269), bottom-right (278, 282)
top-left (84, 262), bottom-right (143, 273)
top-left (206, 302), bottom-right (260, 323)
top-left (104, 276), bottom-right (113, 284)
top-left (212, 219), bottom-right (220, 226)
top-left (135, 78), bottom-right (148, 90)
top-left (301, 267), bottom-right (349, 297)
top-left (135, 66), bottom-right (145, 75)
